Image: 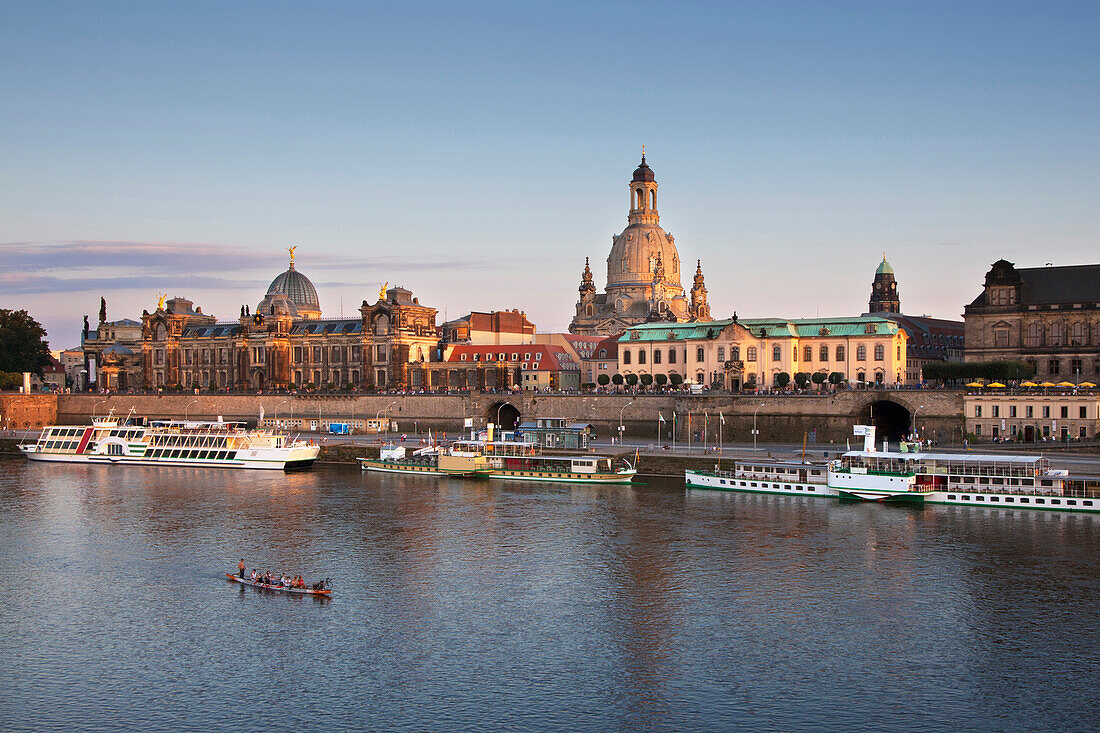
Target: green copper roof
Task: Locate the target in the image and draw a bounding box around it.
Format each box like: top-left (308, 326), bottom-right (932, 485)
top-left (620, 316), bottom-right (902, 342)
top-left (876, 257), bottom-right (894, 276)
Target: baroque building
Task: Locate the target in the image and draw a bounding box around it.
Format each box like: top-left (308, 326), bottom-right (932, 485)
top-left (570, 154), bottom-right (712, 335)
top-left (964, 259), bottom-right (1100, 382)
top-left (116, 250), bottom-right (439, 392)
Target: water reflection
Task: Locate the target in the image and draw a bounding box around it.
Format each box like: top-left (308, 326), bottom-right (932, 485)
top-left (0, 462), bottom-right (1097, 732)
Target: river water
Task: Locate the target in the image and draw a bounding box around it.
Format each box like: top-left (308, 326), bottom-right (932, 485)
top-left (1, 460), bottom-right (1097, 732)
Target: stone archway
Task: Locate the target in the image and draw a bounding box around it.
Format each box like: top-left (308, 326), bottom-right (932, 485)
top-left (250, 368), bottom-right (265, 391)
top-left (858, 399), bottom-right (912, 442)
top-left (485, 401), bottom-right (521, 431)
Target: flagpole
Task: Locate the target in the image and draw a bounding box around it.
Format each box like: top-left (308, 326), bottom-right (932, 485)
top-left (657, 413), bottom-right (662, 449)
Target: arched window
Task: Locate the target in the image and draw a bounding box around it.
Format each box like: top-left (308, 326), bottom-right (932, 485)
top-left (747, 346), bottom-right (757, 362)
top-left (1049, 322), bottom-right (1062, 346)
top-left (153, 323), bottom-right (166, 342)
top-left (1026, 322), bottom-right (1041, 347)
top-left (819, 345), bottom-right (828, 362)
top-left (874, 344), bottom-right (885, 361)
top-left (1070, 321), bottom-right (1086, 346)
top-left (623, 351), bottom-right (631, 365)
top-left (1094, 322), bottom-right (1100, 346)
top-left (835, 345), bottom-right (845, 361)
top-left (668, 348), bottom-right (676, 364)
top-left (653, 350), bottom-right (662, 364)
top-left (598, 349), bottom-right (606, 358)
top-left (650, 190), bottom-right (657, 209)
top-left (585, 304), bottom-right (593, 316)
top-left (856, 344), bottom-right (867, 361)
top-left (638, 351), bottom-right (646, 365)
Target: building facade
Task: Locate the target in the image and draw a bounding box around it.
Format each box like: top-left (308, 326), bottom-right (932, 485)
top-left (441, 310), bottom-right (536, 346)
top-left (569, 155), bottom-right (712, 335)
top-left (964, 260), bottom-right (1100, 382)
top-left (615, 316), bottom-right (907, 389)
top-left (965, 393), bottom-right (1099, 442)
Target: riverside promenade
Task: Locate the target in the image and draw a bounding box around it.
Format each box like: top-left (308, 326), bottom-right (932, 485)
top-left (40, 390), bottom-right (965, 445)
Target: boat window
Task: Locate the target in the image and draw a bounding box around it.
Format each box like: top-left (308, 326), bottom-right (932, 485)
top-left (961, 495), bottom-right (970, 500)
top-left (1035, 498), bottom-right (1044, 504)
top-left (1020, 498), bottom-right (1029, 503)
top-left (990, 497), bottom-right (999, 502)
top-left (1067, 500), bottom-right (1076, 506)
top-left (1005, 497), bottom-right (1014, 502)
top-left (975, 496), bottom-right (984, 501)
top-left (1083, 501), bottom-right (1092, 507)
top-left (947, 495), bottom-right (956, 500)
top-left (1051, 499), bottom-right (1061, 505)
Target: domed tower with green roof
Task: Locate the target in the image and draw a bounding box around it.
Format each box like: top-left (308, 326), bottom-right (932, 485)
top-left (868, 253), bottom-right (901, 313)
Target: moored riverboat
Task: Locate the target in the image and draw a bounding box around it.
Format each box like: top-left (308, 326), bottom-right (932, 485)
top-left (686, 426), bottom-right (1100, 513)
top-left (19, 411), bottom-right (320, 471)
top-left (360, 439), bottom-right (637, 484)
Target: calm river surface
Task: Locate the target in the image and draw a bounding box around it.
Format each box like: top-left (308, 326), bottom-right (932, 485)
top-left (1, 460), bottom-right (1098, 732)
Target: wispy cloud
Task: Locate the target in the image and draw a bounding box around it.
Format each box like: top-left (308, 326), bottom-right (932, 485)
top-left (0, 240), bottom-right (496, 294)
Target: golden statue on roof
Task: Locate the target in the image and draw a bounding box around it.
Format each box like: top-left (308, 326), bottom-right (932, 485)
top-left (156, 293), bottom-right (166, 310)
top-left (379, 282), bottom-right (388, 300)
top-left (288, 245), bottom-right (297, 266)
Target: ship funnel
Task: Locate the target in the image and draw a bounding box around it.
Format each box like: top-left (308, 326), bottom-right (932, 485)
top-left (853, 425), bottom-right (877, 452)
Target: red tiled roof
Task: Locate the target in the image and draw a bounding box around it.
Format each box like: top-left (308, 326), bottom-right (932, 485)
top-left (445, 344), bottom-right (578, 370)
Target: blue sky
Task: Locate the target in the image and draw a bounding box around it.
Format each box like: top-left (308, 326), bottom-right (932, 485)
top-left (2, 1), bottom-right (1097, 347)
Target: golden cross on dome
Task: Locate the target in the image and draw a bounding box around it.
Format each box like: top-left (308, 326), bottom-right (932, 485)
top-left (641, 144), bottom-right (645, 158)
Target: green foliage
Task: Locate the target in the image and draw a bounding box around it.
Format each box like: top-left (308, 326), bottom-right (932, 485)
top-left (828, 371), bottom-right (845, 386)
top-left (0, 309), bottom-right (50, 377)
top-left (625, 373), bottom-right (639, 386)
top-left (811, 372), bottom-right (827, 385)
top-left (922, 360), bottom-right (1036, 383)
top-left (640, 373), bottom-right (654, 386)
top-left (669, 373), bottom-right (684, 386)
top-left (0, 372), bottom-right (23, 390)
top-left (775, 372), bottom-right (791, 388)
top-left (597, 374), bottom-right (610, 386)
top-left (794, 372), bottom-right (810, 388)
top-left (612, 374), bottom-right (624, 385)
top-left (654, 373), bottom-right (668, 386)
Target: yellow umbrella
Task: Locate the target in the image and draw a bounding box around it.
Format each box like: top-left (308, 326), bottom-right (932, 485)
top-left (1020, 381), bottom-right (1039, 387)
top-left (1079, 381), bottom-right (1097, 388)
top-left (1039, 381), bottom-right (1056, 387)
top-left (987, 382), bottom-right (1006, 388)
top-left (1057, 381), bottom-right (1076, 387)
top-left (965, 382), bottom-right (985, 388)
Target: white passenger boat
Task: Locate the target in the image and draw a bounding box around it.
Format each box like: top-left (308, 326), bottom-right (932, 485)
top-left (686, 425), bottom-right (1100, 513)
top-left (360, 438), bottom-right (637, 484)
top-left (19, 410), bottom-right (320, 471)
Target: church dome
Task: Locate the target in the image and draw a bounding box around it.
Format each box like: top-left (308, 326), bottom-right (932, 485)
top-left (876, 256), bottom-right (894, 276)
top-left (259, 255), bottom-right (321, 319)
top-left (606, 222), bottom-right (683, 290)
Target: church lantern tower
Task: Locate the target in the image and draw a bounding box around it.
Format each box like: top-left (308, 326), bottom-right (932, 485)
top-left (868, 254), bottom-right (901, 314)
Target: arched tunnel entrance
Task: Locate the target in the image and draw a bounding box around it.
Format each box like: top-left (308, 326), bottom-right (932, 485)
top-left (486, 402), bottom-right (521, 431)
top-left (860, 400), bottom-right (912, 442)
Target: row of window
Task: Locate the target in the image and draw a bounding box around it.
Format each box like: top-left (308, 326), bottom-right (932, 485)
top-left (976, 424), bottom-right (1089, 439)
top-left (1023, 357), bottom-right (1100, 376)
top-left (150, 434), bottom-right (232, 448)
top-left (974, 405), bottom-right (1090, 419)
top-left (997, 321), bottom-right (1100, 348)
top-left (945, 494), bottom-right (1092, 507)
top-left (146, 449), bottom-right (236, 461)
top-left (621, 343), bottom-right (892, 365)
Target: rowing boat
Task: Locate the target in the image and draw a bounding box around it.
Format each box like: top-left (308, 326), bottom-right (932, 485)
top-left (225, 573), bottom-right (332, 596)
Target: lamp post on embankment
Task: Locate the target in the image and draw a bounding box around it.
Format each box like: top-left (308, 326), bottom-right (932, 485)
top-left (753, 403), bottom-right (765, 452)
top-left (618, 400), bottom-right (634, 445)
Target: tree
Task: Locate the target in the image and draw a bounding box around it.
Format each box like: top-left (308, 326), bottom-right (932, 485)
top-left (775, 372), bottom-right (791, 388)
top-left (625, 373), bottom-right (639, 386)
top-left (597, 374), bottom-right (610, 386)
top-left (655, 373), bottom-right (668, 386)
top-left (640, 373), bottom-right (653, 387)
top-left (669, 373), bottom-right (683, 386)
top-left (794, 372), bottom-right (810, 389)
top-left (812, 372), bottom-right (827, 389)
top-left (612, 374), bottom-right (624, 385)
top-left (0, 309), bottom-right (50, 377)
top-left (828, 371), bottom-right (845, 387)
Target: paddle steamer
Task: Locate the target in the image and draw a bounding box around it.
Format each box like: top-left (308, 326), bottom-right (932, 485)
top-left (19, 410), bottom-right (320, 470)
top-left (359, 438), bottom-right (636, 484)
top-left (686, 426), bottom-right (1099, 513)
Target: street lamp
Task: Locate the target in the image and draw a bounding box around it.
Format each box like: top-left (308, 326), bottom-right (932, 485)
top-left (618, 400), bottom-right (634, 445)
top-left (913, 404), bottom-right (925, 442)
top-left (274, 400), bottom-right (288, 426)
top-left (377, 400), bottom-right (397, 433)
top-left (753, 403), bottom-right (765, 452)
top-left (496, 401), bottom-right (513, 435)
top-left (93, 399), bottom-right (108, 418)
top-left (184, 399), bottom-right (200, 421)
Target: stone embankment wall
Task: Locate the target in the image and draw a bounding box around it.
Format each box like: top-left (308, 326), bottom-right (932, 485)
top-left (0, 393), bottom-right (58, 430)
top-left (52, 390), bottom-right (965, 444)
